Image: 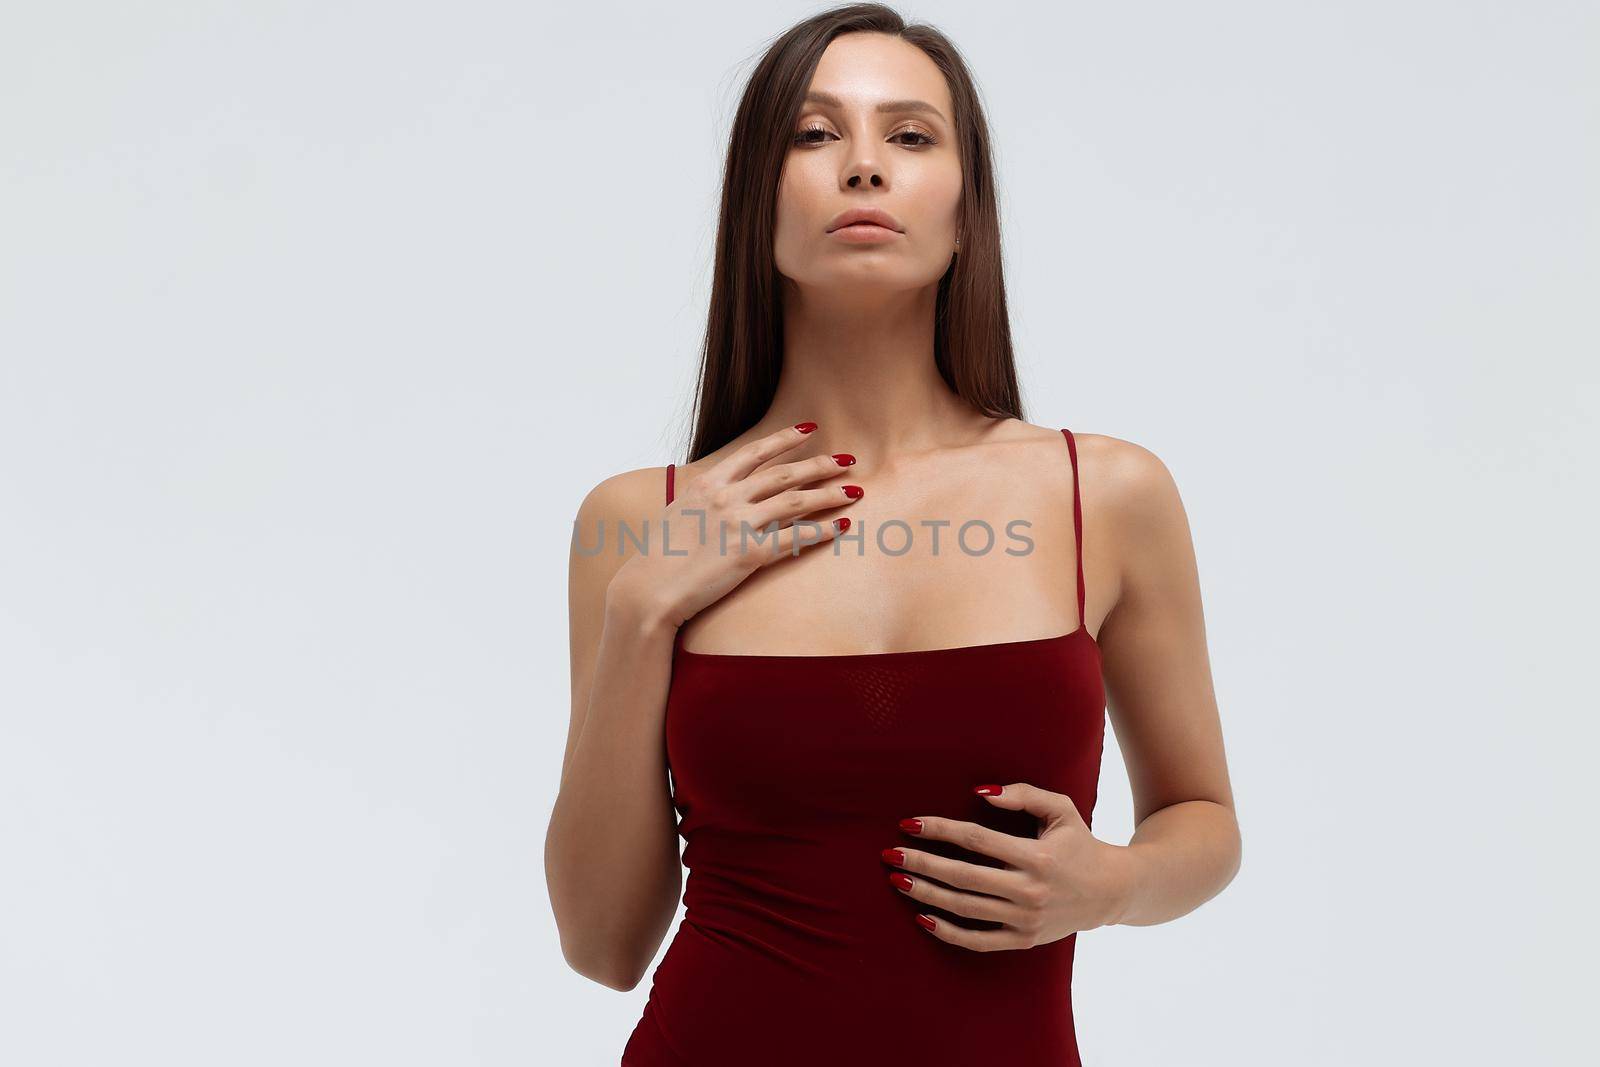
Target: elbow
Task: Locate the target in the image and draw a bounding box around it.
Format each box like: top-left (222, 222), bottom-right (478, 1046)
top-left (560, 935), bottom-right (647, 993)
top-left (546, 834), bottom-right (678, 993)
top-left (1222, 811), bottom-right (1244, 889)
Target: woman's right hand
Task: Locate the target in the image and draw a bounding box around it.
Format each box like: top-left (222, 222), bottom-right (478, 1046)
top-left (607, 421), bottom-right (862, 633)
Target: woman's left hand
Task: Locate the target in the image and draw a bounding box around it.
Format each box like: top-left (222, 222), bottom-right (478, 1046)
top-left (881, 782), bottom-right (1130, 951)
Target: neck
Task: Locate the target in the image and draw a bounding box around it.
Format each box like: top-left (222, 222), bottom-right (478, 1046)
top-left (761, 283), bottom-right (984, 459)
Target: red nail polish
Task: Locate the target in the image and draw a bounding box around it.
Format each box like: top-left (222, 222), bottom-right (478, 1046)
top-left (916, 914), bottom-right (937, 931)
top-left (841, 484), bottom-right (863, 499)
top-left (898, 818), bottom-right (922, 834)
top-left (890, 872), bottom-right (914, 892)
top-left (834, 517), bottom-right (850, 532)
top-left (973, 784), bottom-right (1003, 796)
top-left (881, 848), bottom-right (904, 866)
top-left (794, 421), bottom-right (817, 433)
top-left (831, 452), bottom-right (855, 466)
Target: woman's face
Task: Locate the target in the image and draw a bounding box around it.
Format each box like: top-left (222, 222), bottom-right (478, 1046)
top-left (773, 32), bottom-right (963, 297)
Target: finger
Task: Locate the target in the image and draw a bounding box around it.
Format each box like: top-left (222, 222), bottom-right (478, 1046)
top-left (729, 514), bottom-right (851, 568)
top-left (741, 451), bottom-right (858, 506)
top-left (974, 782), bottom-right (1084, 832)
top-left (901, 814), bottom-right (1038, 870)
top-left (888, 869), bottom-right (1031, 927)
top-left (913, 912), bottom-right (1034, 953)
top-left (882, 846), bottom-right (1029, 901)
top-left (746, 479), bottom-right (862, 531)
top-left (756, 515), bottom-right (852, 564)
top-left (710, 422), bottom-right (820, 488)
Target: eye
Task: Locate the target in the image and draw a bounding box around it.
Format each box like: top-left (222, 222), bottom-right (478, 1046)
top-left (791, 123), bottom-right (941, 148)
top-left (892, 127), bottom-right (938, 148)
top-left (793, 122), bottom-right (834, 147)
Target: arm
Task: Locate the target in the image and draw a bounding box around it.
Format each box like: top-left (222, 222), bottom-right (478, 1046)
top-left (1095, 438), bottom-right (1242, 927)
top-left (544, 425), bottom-right (863, 989)
top-left (544, 471), bottom-right (684, 991)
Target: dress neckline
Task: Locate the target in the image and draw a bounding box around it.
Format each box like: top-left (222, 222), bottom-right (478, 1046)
top-left (667, 427), bottom-right (1098, 667)
top-left (673, 622), bottom-right (1099, 662)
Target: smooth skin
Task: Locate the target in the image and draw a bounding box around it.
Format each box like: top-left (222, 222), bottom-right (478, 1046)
top-left (545, 31), bottom-right (1239, 990)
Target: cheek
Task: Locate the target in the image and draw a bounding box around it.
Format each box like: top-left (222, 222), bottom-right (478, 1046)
top-left (774, 155), bottom-right (827, 267)
top-left (908, 166), bottom-right (963, 236)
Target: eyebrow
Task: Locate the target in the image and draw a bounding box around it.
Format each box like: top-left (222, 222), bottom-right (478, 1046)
top-left (803, 89), bottom-right (948, 124)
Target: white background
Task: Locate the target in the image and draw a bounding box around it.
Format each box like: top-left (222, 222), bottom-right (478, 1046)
top-left (2, 2), bottom-right (1595, 1064)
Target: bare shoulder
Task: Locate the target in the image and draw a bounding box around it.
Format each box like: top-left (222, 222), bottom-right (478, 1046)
top-left (566, 463), bottom-right (678, 669)
top-left (574, 464), bottom-right (670, 525)
top-left (994, 419), bottom-right (1189, 543)
top-left (1063, 430), bottom-right (1198, 594)
top-left (983, 420), bottom-right (1164, 494)
top-left (570, 464), bottom-right (674, 584)
top-left (1073, 432), bottom-right (1187, 538)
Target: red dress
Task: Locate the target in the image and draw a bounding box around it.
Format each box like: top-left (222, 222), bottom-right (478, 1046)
top-left (622, 428), bottom-right (1106, 1065)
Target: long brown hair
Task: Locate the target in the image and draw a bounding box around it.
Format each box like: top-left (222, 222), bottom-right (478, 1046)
top-left (681, 2), bottom-right (1021, 462)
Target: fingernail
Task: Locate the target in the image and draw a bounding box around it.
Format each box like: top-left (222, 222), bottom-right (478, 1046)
top-left (973, 784), bottom-right (1003, 796)
top-left (831, 453), bottom-right (855, 466)
top-left (794, 421), bottom-right (817, 433)
top-left (841, 484), bottom-right (863, 499)
top-left (881, 848), bottom-right (905, 866)
top-left (889, 872), bottom-right (914, 892)
top-left (916, 914), bottom-right (937, 931)
top-left (898, 818), bottom-right (922, 834)
top-left (834, 517), bottom-right (850, 532)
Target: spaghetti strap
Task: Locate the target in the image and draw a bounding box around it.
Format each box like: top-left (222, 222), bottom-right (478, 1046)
top-left (1059, 429), bottom-right (1087, 632)
top-left (666, 463), bottom-right (683, 653)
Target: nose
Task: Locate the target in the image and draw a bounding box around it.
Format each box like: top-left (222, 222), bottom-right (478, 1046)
top-left (840, 119), bottom-right (887, 188)
top-left (843, 141), bottom-right (884, 188)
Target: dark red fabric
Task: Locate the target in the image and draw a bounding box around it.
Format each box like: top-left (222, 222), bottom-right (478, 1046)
top-left (623, 429), bottom-right (1105, 1065)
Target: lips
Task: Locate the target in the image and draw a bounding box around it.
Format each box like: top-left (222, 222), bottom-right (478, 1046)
top-left (826, 207), bottom-right (905, 233)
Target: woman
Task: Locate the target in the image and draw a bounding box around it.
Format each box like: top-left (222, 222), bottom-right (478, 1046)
top-left (546, 4), bottom-right (1241, 1063)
